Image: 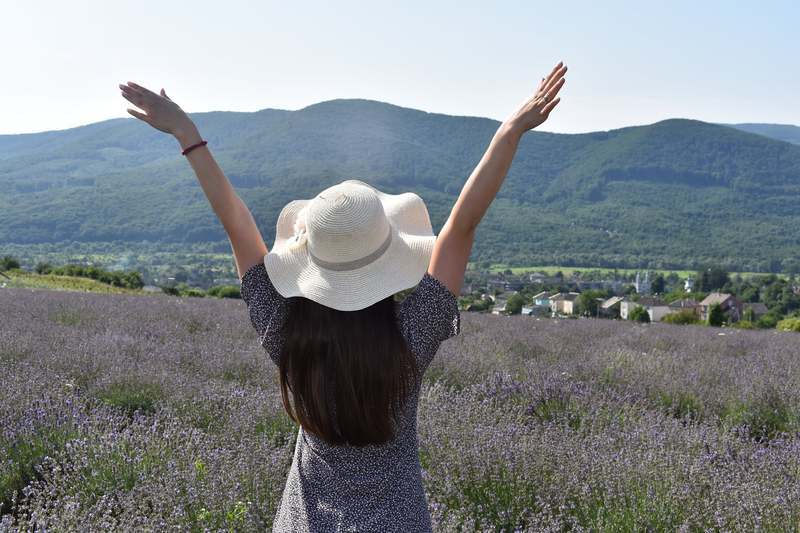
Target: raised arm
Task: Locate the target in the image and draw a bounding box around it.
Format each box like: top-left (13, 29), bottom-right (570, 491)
top-left (428, 61), bottom-right (568, 296)
top-left (118, 82), bottom-right (267, 278)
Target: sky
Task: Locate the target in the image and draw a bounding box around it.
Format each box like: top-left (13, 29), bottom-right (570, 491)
top-left (2, 0), bottom-right (798, 135)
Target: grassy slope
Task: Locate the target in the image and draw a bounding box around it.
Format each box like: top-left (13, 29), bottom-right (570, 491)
top-left (1, 270), bottom-right (150, 294)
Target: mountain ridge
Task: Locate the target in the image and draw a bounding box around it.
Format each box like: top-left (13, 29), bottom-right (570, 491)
top-left (1, 99), bottom-right (799, 272)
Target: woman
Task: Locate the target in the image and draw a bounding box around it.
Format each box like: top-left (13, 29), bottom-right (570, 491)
top-left (119, 60), bottom-right (566, 532)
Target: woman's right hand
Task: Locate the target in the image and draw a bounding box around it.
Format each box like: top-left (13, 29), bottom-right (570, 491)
top-left (504, 61), bottom-right (567, 134)
top-left (119, 81), bottom-right (197, 138)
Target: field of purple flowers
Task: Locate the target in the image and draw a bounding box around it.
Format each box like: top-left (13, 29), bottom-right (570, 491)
top-left (2, 286), bottom-right (800, 531)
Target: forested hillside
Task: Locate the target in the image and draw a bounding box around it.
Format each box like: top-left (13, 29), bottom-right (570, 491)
top-left (1, 99), bottom-right (799, 272)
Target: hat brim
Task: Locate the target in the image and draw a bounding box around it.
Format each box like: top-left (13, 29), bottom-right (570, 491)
top-left (264, 180), bottom-right (437, 311)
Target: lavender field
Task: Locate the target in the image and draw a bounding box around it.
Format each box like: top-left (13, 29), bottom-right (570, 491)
top-left (2, 287), bottom-right (800, 531)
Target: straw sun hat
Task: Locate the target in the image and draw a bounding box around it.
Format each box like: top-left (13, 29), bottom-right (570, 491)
top-left (264, 179), bottom-right (437, 311)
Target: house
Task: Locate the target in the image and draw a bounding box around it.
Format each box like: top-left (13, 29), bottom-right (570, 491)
top-left (486, 278), bottom-right (525, 293)
top-left (620, 299), bottom-right (638, 320)
top-left (668, 298), bottom-right (700, 317)
top-left (532, 291), bottom-right (552, 307)
top-left (639, 297), bottom-right (672, 322)
top-left (528, 273), bottom-right (561, 284)
top-left (621, 297), bottom-right (670, 321)
top-left (491, 299), bottom-right (508, 315)
top-left (521, 305), bottom-right (550, 317)
top-left (600, 296), bottom-right (625, 319)
top-left (742, 302), bottom-right (769, 320)
top-left (699, 293), bottom-right (742, 322)
top-left (550, 292), bottom-right (580, 315)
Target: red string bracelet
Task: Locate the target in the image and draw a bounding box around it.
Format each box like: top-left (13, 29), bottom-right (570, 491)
top-left (181, 140), bottom-right (208, 156)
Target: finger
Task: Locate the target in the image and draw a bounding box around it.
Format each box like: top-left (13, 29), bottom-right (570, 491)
top-left (537, 77), bottom-right (546, 92)
top-left (543, 61), bottom-right (563, 86)
top-left (542, 96), bottom-right (561, 115)
top-left (540, 61), bottom-right (564, 92)
top-left (120, 91), bottom-right (146, 108)
top-left (543, 77), bottom-right (566, 102)
top-left (128, 81), bottom-right (159, 97)
top-left (543, 64), bottom-right (568, 94)
top-left (119, 84), bottom-right (144, 98)
top-left (127, 108), bottom-right (151, 123)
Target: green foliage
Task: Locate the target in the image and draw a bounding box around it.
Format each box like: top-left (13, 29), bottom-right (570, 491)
top-left (696, 267), bottom-right (730, 292)
top-left (722, 387), bottom-right (795, 442)
top-left (777, 317), bottom-right (800, 332)
top-left (650, 274), bottom-right (665, 294)
top-left (34, 261), bottom-right (53, 274)
top-left (45, 263), bottom-right (144, 289)
top-left (505, 293), bottom-right (526, 315)
top-left (160, 282), bottom-right (212, 298)
top-left (206, 285), bottom-right (241, 299)
top-left (657, 391), bottom-right (702, 421)
top-left (629, 306), bottom-right (651, 323)
top-left (0, 255), bottom-right (20, 271)
top-left (577, 289), bottom-right (611, 316)
top-left (254, 413), bottom-right (298, 447)
top-left (732, 320), bottom-right (755, 329)
top-left (95, 380), bottom-right (165, 417)
top-left (3, 104), bottom-right (800, 272)
top-left (757, 311), bottom-right (782, 329)
top-left (707, 303), bottom-right (725, 327)
top-left (0, 426), bottom-right (78, 514)
top-left (662, 310), bottom-right (700, 325)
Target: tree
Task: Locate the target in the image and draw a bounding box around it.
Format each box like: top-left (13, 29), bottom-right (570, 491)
top-left (577, 289), bottom-right (610, 316)
top-left (506, 293), bottom-right (526, 315)
top-left (707, 303), bottom-right (725, 327)
top-left (696, 266), bottom-right (730, 292)
top-left (651, 274), bottom-right (665, 294)
top-left (35, 262), bottom-right (53, 274)
top-left (629, 306), bottom-right (651, 323)
top-left (0, 255), bottom-right (20, 271)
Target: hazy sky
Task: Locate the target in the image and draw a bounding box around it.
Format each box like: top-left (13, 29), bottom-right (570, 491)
top-left (2, 0), bottom-right (797, 135)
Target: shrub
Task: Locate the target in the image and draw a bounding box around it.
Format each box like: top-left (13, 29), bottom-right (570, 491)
top-left (732, 320), bottom-right (755, 329)
top-left (777, 317), bottom-right (800, 332)
top-left (707, 303), bottom-right (725, 327)
top-left (629, 306), bottom-right (650, 323)
top-left (34, 262), bottom-right (53, 274)
top-left (662, 309), bottom-right (700, 325)
top-left (207, 285), bottom-right (241, 299)
top-left (0, 255), bottom-right (20, 271)
top-left (757, 311), bottom-right (782, 329)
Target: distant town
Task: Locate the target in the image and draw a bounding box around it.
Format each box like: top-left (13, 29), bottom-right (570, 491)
top-left (458, 267), bottom-right (800, 331)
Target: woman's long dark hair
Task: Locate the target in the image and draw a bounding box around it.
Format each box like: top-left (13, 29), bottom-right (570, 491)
top-left (278, 293), bottom-right (419, 446)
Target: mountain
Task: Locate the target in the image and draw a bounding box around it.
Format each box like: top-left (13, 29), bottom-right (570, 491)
top-left (726, 123), bottom-right (800, 145)
top-left (1, 99), bottom-right (800, 273)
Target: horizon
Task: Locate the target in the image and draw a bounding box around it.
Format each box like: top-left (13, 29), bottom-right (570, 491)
top-left (1, 96), bottom-right (798, 138)
top-left (2, 1), bottom-right (797, 136)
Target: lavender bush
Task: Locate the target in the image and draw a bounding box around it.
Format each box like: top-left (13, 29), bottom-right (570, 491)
top-left (2, 287), bottom-right (800, 531)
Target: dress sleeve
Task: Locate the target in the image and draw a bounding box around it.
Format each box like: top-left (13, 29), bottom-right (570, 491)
top-left (399, 271), bottom-right (461, 374)
top-left (239, 261), bottom-right (288, 366)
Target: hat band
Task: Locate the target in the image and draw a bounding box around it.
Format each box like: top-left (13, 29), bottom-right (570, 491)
top-left (308, 227), bottom-right (393, 271)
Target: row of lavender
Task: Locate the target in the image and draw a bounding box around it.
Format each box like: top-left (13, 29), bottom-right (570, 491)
top-left (1, 287), bottom-right (799, 531)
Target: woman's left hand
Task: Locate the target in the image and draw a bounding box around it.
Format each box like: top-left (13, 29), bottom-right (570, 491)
top-left (119, 81), bottom-right (195, 137)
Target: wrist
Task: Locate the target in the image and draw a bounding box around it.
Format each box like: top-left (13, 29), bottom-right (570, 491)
top-left (174, 123), bottom-right (202, 150)
top-left (498, 120), bottom-right (525, 141)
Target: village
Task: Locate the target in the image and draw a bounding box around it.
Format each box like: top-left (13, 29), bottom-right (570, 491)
top-left (458, 268), bottom-right (800, 329)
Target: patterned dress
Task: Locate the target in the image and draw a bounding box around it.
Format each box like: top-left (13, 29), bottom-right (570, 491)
top-left (239, 261), bottom-right (461, 532)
